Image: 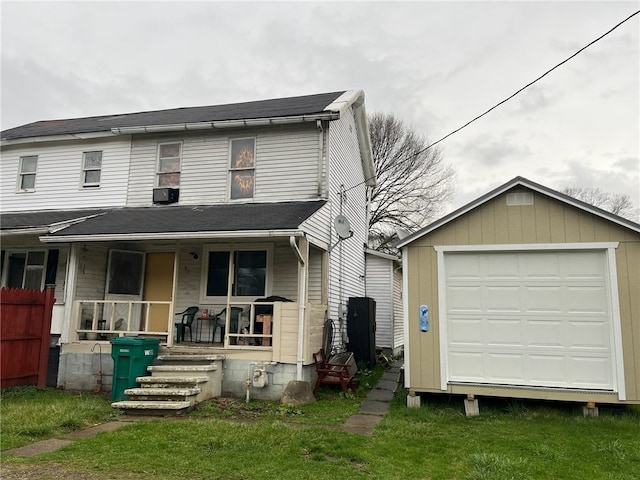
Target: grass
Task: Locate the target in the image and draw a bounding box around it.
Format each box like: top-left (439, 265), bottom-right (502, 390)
top-left (2, 374), bottom-right (640, 479)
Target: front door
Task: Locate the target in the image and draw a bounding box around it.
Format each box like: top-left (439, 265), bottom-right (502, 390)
top-left (143, 252), bottom-right (175, 333)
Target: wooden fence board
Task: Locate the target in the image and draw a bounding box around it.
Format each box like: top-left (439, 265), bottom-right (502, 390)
top-left (0, 287), bottom-right (55, 388)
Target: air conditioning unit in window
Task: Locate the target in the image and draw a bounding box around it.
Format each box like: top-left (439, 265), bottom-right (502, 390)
top-left (153, 187), bottom-right (179, 204)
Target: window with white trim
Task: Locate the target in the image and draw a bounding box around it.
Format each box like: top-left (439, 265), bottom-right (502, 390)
top-left (82, 151), bottom-right (102, 187)
top-left (157, 142), bottom-right (181, 187)
top-left (18, 155), bottom-right (38, 191)
top-left (229, 138), bottom-right (255, 200)
top-left (4, 251), bottom-right (47, 290)
top-left (202, 244), bottom-right (272, 301)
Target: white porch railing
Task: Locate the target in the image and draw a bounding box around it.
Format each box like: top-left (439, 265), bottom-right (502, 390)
top-left (72, 300), bottom-right (327, 357)
top-left (72, 300), bottom-right (173, 342)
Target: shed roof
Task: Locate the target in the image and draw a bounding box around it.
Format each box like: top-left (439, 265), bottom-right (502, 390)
top-left (397, 176), bottom-right (640, 248)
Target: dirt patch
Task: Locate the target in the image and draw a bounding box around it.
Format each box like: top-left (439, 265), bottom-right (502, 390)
top-left (1, 462), bottom-right (105, 480)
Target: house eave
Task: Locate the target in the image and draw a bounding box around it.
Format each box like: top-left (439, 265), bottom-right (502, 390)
top-left (39, 229), bottom-right (305, 244)
top-left (110, 113), bottom-right (340, 135)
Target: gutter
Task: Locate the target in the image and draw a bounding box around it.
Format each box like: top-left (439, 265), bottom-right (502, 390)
top-left (40, 229), bottom-right (304, 243)
top-left (110, 113), bottom-right (340, 135)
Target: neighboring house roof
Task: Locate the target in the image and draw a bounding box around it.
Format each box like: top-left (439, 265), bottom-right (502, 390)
top-left (1, 91), bottom-right (346, 141)
top-left (28, 200), bottom-right (327, 242)
top-left (365, 248), bottom-right (401, 262)
top-left (397, 176), bottom-right (640, 248)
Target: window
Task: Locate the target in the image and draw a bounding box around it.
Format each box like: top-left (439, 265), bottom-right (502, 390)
top-left (203, 245), bottom-right (271, 300)
top-left (18, 155), bottom-right (38, 191)
top-left (106, 250), bottom-right (145, 295)
top-left (157, 142), bottom-right (181, 187)
top-left (82, 151), bottom-right (102, 187)
top-left (229, 138), bottom-right (255, 200)
top-left (5, 251), bottom-right (47, 289)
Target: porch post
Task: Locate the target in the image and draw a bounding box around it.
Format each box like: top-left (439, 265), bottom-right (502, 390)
top-left (60, 243), bottom-right (79, 344)
top-left (291, 235), bottom-right (308, 380)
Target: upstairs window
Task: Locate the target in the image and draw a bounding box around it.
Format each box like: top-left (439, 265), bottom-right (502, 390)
top-left (157, 142), bottom-right (181, 187)
top-left (18, 155), bottom-right (38, 191)
top-left (82, 151), bottom-right (102, 187)
top-left (229, 138), bottom-right (255, 200)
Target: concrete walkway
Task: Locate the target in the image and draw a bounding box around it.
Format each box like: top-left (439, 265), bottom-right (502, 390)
top-left (341, 359), bottom-right (404, 435)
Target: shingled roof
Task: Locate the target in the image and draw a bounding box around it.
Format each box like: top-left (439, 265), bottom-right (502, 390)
top-left (1, 91), bottom-right (346, 141)
top-left (23, 200), bottom-right (328, 241)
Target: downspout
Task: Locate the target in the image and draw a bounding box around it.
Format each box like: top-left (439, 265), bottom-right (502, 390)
top-left (290, 235), bottom-right (307, 380)
top-left (316, 120), bottom-right (324, 197)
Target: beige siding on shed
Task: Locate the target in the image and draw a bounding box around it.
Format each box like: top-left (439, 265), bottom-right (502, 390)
top-left (405, 190), bottom-right (640, 403)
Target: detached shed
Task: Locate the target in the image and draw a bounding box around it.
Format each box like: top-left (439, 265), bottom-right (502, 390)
top-left (398, 177), bottom-right (640, 410)
top-left (365, 249), bottom-right (403, 355)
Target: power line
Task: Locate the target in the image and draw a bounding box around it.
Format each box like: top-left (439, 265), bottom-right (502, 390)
top-left (422, 9), bottom-right (640, 152)
top-left (346, 9), bottom-right (640, 193)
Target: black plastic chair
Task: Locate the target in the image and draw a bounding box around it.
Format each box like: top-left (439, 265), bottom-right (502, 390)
top-left (174, 306), bottom-right (199, 343)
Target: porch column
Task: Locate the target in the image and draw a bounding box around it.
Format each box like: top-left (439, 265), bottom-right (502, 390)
top-left (291, 235), bottom-right (309, 380)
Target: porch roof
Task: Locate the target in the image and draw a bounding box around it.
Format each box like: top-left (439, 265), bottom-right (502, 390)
top-left (1, 209), bottom-right (108, 234)
top-left (37, 200), bottom-right (327, 242)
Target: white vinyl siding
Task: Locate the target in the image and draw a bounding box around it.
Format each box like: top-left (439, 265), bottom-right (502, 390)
top-left (1, 138), bottom-right (131, 211)
top-left (326, 107), bottom-right (368, 321)
top-left (392, 267), bottom-right (404, 352)
top-left (443, 250), bottom-right (616, 390)
top-left (127, 125), bottom-right (322, 207)
top-left (366, 254), bottom-right (394, 349)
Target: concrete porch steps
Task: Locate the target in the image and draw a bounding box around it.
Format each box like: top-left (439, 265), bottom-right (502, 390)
top-left (111, 354), bottom-right (225, 416)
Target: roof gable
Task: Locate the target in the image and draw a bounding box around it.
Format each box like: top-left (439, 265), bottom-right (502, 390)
top-left (397, 176), bottom-right (640, 247)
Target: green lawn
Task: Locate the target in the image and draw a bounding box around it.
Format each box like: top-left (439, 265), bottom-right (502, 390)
top-left (2, 383), bottom-right (639, 480)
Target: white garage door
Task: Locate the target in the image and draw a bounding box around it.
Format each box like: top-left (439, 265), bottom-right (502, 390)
top-left (444, 250), bottom-right (614, 390)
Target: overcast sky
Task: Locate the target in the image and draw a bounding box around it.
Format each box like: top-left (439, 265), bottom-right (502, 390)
top-left (2, 1), bottom-right (638, 217)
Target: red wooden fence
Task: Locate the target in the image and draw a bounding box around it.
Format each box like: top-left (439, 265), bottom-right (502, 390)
top-left (0, 287), bottom-right (55, 388)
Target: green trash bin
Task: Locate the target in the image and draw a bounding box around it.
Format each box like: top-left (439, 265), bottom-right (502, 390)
top-left (110, 336), bottom-right (160, 402)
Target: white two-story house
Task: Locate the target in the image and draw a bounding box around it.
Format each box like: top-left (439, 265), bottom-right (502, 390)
top-left (0, 90), bottom-right (376, 399)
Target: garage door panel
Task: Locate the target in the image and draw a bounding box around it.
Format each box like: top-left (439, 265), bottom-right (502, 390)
top-left (566, 252), bottom-right (607, 279)
top-left (526, 319), bottom-right (564, 348)
top-left (522, 286), bottom-right (563, 313)
top-left (448, 318), bottom-right (483, 345)
top-left (445, 250), bottom-right (614, 391)
top-left (521, 253), bottom-right (562, 280)
top-left (486, 286), bottom-right (521, 312)
top-left (527, 354), bottom-right (567, 383)
top-left (447, 286), bottom-right (483, 312)
top-left (487, 353), bottom-right (524, 382)
top-left (486, 318), bottom-right (522, 346)
top-left (567, 320), bottom-right (610, 349)
top-left (449, 351), bottom-right (484, 380)
top-left (566, 286), bottom-right (607, 314)
top-left (486, 254), bottom-right (520, 279)
top-left (568, 356), bottom-right (612, 388)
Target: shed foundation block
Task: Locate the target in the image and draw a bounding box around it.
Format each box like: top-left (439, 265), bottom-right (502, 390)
top-left (464, 395), bottom-right (479, 417)
top-left (407, 392), bottom-right (421, 408)
top-left (583, 401), bottom-right (599, 417)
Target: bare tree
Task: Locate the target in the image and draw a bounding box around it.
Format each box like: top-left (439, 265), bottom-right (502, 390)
top-left (562, 186), bottom-right (638, 220)
top-left (368, 112), bottom-right (455, 251)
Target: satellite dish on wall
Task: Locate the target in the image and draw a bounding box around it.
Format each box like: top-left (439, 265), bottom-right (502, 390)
top-left (329, 215), bottom-right (354, 252)
top-left (334, 215), bottom-right (353, 239)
